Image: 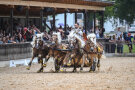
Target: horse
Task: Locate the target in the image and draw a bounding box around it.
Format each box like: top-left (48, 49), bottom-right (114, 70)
top-left (26, 33), bottom-right (46, 70)
top-left (38, 32), bottom-right (68, 72)
top-left (63, 31), bottom-right (87, 72)
top-left (87, 33), bottom-right (104, 70)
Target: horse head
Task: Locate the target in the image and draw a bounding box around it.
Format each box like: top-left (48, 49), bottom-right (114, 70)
top-left (31, 33), bottom-right (44, 48)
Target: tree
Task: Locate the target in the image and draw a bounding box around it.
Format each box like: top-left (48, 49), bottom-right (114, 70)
top-left (105, 0), bottom-right (135, 25)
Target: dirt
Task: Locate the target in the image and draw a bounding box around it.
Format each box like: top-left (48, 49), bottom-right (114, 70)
top-left (0, 57), bottom-right (135, 90)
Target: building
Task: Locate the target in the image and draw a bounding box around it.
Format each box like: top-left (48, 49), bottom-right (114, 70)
top-left (0, 0), bottom-right (113, 35)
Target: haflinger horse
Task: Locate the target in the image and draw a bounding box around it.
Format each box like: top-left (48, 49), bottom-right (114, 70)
top-left (86, 33), bottom-right (104, 70)
top-left (38, 32), bottom-right (69, 72)
top-left (26, 33), bottom-right (50, 72)
top-left (63, 31), bottom-right (103, 72)
top-left (62, 30), bottom-right (89, 72)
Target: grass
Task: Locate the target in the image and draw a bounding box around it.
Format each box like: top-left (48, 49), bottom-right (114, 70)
top-left (123, 44), bottom-right (135, 53)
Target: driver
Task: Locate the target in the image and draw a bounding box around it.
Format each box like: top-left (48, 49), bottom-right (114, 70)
top-left (74, 23), bottom-right (83, 38)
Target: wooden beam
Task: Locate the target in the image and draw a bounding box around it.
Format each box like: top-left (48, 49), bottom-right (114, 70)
top-left (64, 11), bottom-right (67, 32)
top-left (40, 8), bottom-right (43, 32)
top-left (25, 7), bottom-right (29, 27)
top-left (0, 0), bottom-right (105, 11)
top-left (93, 12), bottom-right (96, 33)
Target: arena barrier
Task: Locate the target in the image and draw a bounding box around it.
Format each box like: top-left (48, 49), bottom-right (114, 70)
top-left (0, 43), bottom-right (32, 61)
top-left (0, 39), bottom-right (134, 61)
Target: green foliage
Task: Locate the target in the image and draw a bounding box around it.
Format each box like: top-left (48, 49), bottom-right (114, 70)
top-left (105, 0), bottom-right (135, 25)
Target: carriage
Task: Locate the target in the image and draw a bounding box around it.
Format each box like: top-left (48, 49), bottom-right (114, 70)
top-left (26, 31), bottom-right (104, 73)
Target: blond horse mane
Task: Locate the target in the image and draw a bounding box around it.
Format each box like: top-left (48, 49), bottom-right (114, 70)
top-left (52, 32), bottom-right (62, 44)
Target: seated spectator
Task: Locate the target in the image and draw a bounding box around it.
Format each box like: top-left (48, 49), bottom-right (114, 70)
top-left (2, 37), bottom-right (7, 43)
top-left (8, 36), bottom-right (16, 43)
top-left (17, 33), bottom-right (24, 42)
top-left (0, 37), bottom-right (3, 44)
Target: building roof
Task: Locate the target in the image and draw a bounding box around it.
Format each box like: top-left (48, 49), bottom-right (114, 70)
top-left (0, 0), bottom-right (113, 17)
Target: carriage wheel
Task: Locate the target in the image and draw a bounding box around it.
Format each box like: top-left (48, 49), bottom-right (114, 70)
top-left (55, 59), bottom-right (60, 72)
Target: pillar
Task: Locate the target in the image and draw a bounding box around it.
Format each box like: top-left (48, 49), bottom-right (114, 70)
top-left (75, 11), bottom-right (77, 24)
top-left (93, 11), bottom-right (96, 33)
top-left (101, 11), bottom-right (104, 29)
top-left (53, 9), bottom-right (56, 31)
top-left (64, 11), bottom-right (67, 32)
top-left (40, 8), bottom-right (43, 32)
top-left (26, 7), bottom-right (29, 28)
top-left (84, 10), bottom-right (87, 34)
top-left (10, 6), bottom-right (14, 36)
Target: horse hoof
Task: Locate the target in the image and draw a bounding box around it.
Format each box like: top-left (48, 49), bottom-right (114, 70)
top-left (97, 64), bottom-right (100, 67)
top-left (26, 67), bottom-right (30, 70)
top-left (37, 70), bottom-right (43, 73)
top-left (89, 70), bottom-right (94, 73)
top-left (43, 64), bottom-right (47, 67)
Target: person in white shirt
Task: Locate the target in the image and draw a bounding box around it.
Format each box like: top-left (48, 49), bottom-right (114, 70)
top-left (74, 23), bottom-right (83, 38)
top-left (116, 27), bottom-right (122, 39)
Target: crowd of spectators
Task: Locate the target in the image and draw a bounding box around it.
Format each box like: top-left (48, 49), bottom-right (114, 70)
top-left (0, 23), bottom-right (51, 44)
top-left (105, 27), bottom-right (135, 53)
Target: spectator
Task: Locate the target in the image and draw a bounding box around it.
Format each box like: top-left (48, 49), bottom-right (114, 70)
top-left (17, 33), bottom-right (24, 42)
top-left (8, 36), bottom-right (16, 43)
top-left (127, 33), bottom-right (133, 53)
top-left (58, 25), bottom-right (65, 39)
top-left (99, 28), bottom-right (105, 38)
top-left (0, 37), bottom-right (3, 44)
top-left (116, 37), bottom-right (123, 53)
top-left (109, 35), bottom-right (116, 53)
top-left (116, 27), bottom-right (122, 39)
top-left (43, 31), bottom-right (50, 41)
top-left (95, 26), bottom-right (100, 38)
top-left (133, 35), bottom-right (135, 43)
top-left (2, 37), bottom-right (7, 43)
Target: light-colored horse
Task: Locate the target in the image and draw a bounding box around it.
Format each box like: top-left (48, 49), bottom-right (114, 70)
top-left (26, 33), bottom-right (45, 70)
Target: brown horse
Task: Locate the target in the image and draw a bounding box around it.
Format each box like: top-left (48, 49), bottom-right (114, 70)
top-left (63, 38), bottom-right (85, 72)
top-left (38, 33), bottom-right (68, 72)
top-left (26, 38), bottom-right (49, 73)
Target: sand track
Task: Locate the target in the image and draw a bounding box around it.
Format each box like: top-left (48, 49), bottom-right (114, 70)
top-left (0, 57), bottom-right (135, 90)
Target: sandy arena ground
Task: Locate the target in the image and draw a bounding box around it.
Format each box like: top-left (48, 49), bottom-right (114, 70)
top-left (0, 57), bottom-right (135, 90)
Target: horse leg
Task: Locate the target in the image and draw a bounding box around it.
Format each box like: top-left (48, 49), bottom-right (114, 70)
top-left (73, 58), bottom-right (77, 72)
top-left (26, 56), bottom-right (35, 70)
top-left (97, 54), bottom-right (101, 70)
top-left (89, 56), bottom-right (93, 72)
top-left (80, 55), bottom-right (85, 71)
top-left (55, 58), bottom-right (60, 72)
top-left (37, 58), bottom-right (44, 73)
top-left (42, 55), bottom-right (50, 67)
